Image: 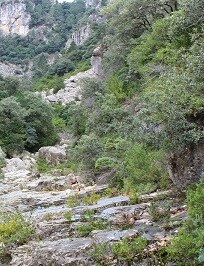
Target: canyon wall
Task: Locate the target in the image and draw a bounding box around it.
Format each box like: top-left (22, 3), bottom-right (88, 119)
top-left (0, 0), bottom-right (30, 36)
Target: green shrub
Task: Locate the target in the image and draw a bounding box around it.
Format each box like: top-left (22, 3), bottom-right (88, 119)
top-left (81, 209), bottom-right (96, 222)
top-left (86, 93), bottom-right (129, 136)
top-left (149, 202), bottom-right (170, 222)
top-left (0, 97), bottom-right (26, 156)
top-left (124, 144), bottom-right (168, 187)
top-left (36, 156), bottom-right (50, 173)
top-left (82, 192), bottom-right (102, 205)
top-left (20, 93), bottom-right (59, 152)
top-left (95, 157), bottom-right (116, 171)
top-left (106, 73), bottom-right (126, 102)
top-left (91, 243), bottom-right (109, 264)
top-left (69, 134), bottom-right (104, 170)
top-left (112, 236), bottom-right (147, 261)
top-left (0, 212), bottom-right (34, 256)
top-left (60, 102), bottom-right (88, 136)
top-left (76, 219), bottom-right (107, 237)
top-left (66, 193), bottom-right (80, 207)
top-left (33, 75), bottom-right (65, 93)
top-left (91, 236), bottom-right (148, 264)
top-left (64, 211), bottom-right (72, 222)
top-left (64, 61), bottom-right (90, 79)
top-left (52, 117), bottom-right (66, 132)
top-left (166, 180), bottom-right (204, 265)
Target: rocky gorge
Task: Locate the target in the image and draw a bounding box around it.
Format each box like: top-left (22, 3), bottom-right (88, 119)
top-left (0, 142), bottom-right (186, 266)
top-left (0, 0), bottom-right (203, 265)
top-left (0, 64), bottom-right (187, 265)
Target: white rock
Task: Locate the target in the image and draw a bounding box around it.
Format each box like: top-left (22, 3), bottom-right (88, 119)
top-left (38, 145), bottom-right (67, 164)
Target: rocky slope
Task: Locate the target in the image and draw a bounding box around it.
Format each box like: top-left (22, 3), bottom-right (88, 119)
top-left (42, 45), bottom-right (103, 105)
top-left (42, 68), bottom-right (96, 106)
top-left (0, 140), bottom-right (186, 265)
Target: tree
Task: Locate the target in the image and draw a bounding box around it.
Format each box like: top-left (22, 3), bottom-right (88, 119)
top-left (18, 93), bottom-right (59, 152)
top-left (0, 97), bottom-right (26, 155)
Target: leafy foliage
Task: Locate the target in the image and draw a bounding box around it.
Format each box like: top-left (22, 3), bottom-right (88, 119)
top-left (0, 90), bottom-right (58, 155)
top-left (166, 180), bottom-right (204, 265)
top-left (0, 212), bottom-right (34, 258)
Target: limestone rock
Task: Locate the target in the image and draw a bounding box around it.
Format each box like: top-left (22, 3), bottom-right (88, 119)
top-left (91, 45), bottom-right (105, 76)
top-left (43, 68), bottom-right (96, 105)
top-left (10, 238), bottom-right (94, 266)
top-left (71, 23), bottom-right (92, 46)
top-left (85, 0), bottom-right (101, 9)
top-left (0, 61), bottom-right (24, 77)
top-left (92, 229), bottom-right (138, 243)
top-left (0, 0), bottom-right (30, 36)
top-left (38, 145), bottom-right (67, 165)
top-left (2, 156), bottom-right (34, 177)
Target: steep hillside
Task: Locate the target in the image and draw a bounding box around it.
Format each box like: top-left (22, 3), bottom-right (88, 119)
top-left (0, 0), bottom-right (102, 77)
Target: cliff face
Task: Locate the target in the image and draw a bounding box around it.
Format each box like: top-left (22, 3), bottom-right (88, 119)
top-left (71, 23), bottom-right (92, 46)
top-left (0, 0), bottom-right (30, 36)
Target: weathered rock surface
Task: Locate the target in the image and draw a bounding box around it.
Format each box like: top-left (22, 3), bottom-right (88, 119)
top-left (10, 238), bottom-right (94, 266)
top-left (168, 139), bottom-right (204, 188)
top-left (71, 23), bottom-right (92, 46)
top-left (0, 0), bottom-right (30, 36)
top-left (44, 68), bottom-right (96, 105)
top-left (38, 145), bottom-right (67, 164)
top-left (2, 155), bottom-right (35, 179)
top-left (85, 0), bottom-right (101, 9)
top-left (91, 45), bottom-right (105, 76)
top-left (0, 149), bottom-right (186, 265)
top-left (0, 61), bottom-right (25, 77)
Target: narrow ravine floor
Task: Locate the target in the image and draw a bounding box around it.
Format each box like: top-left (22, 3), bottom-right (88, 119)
top-left (0, 152), bottom-right (186, 266)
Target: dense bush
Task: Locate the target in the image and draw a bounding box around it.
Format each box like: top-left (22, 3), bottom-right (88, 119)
top-left (0, 92), bottom-right (58, 155)
top-left (0, 76), bottom-right (20, 101)
top-left (69, 134), bottom-right (104, 170)
top-left (19, 93), bottom-right (58, 151)
top-left (166, 180), bottom-right (204, 265)
top-left (60, 102), bottom-right (88, 136)
top-left (0, 212), bottom-right (34, 260)
top-left (123, 144), bottom-right (168, 189)
top-left (33, 75), bottom-right (65, 93)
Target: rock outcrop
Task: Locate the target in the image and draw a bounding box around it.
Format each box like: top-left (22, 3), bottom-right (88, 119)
top-left (91, 45), bottom-right (105, 76)
top-left (38, 145), bottom-right (67, 165)
top-left (42, 44), bottom-right (104, 105)
top-left (71, 23), bottom-right (92, 46)
top-left (0, 61), bottom-right (25, 77)
top-left (0, 0), bottom-right (30, 36)
top-left (168, 139), bottom-right (204, 188)
top-left (0, 146), bottom-right (186, 265)
top-left (43, 68), bottom-right (96, 105)
top-left (0, 166), bottom-right (185, 265)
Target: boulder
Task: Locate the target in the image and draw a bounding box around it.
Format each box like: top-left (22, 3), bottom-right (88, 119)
top-left (38, 145), bottom-right (67, 164)
top-left (4, 158), bottom-right (28, 173)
